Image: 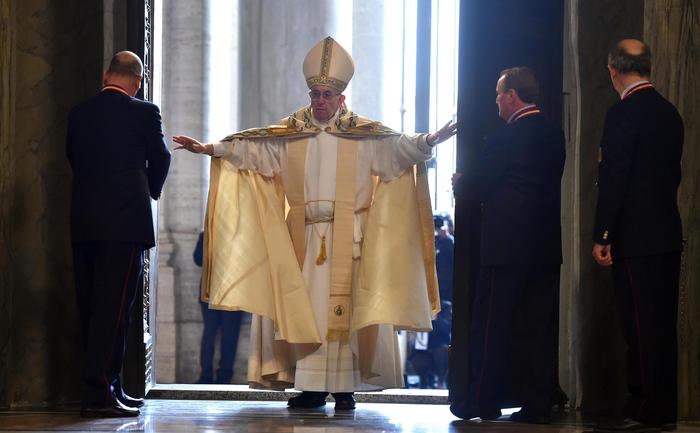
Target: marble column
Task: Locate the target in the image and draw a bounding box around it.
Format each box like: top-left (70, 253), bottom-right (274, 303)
top-left (158, 0), bottom-right (208, 383)
top-left (350, 0), bottom-right (385, 120)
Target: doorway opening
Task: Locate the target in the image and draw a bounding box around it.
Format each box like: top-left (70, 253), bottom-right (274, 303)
top-left (152, 0), bottom-right (460, 397)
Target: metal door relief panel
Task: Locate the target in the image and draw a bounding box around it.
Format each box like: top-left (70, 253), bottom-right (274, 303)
top-left (121, 0), bottom-right (158, 397)
top-left (142, 0), bottom-right (157, 394)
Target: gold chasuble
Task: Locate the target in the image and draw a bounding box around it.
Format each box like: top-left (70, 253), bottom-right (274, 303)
top-left (201, 105), bottom-right (440, 389)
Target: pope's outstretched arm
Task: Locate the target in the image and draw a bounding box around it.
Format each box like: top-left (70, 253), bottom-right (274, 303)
top-left (173, 135), bottom-right (217, 155)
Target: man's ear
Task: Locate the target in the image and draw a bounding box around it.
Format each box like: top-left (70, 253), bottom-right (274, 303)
top-left (339, 94), bottom-right (346, 105)
top-left (607, 64), bottom-right (617, 79)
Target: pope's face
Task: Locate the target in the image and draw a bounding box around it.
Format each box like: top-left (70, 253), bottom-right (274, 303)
top-left (309, 85), bottom-right (345, 122)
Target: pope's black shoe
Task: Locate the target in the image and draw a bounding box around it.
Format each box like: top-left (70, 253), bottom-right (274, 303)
top-left (332, 393), bottom-right (356, 410)
top-left (287, 391), bottom-right (329, 408)
top-left (81, 398), bottom-right (140, 418)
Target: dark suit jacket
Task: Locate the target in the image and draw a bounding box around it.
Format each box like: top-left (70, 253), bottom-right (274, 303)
top-left (593, 87), bottom-right (683, 258)
top-left (66, 89), bottom-right (171, 249)
top-left (454, 113), bottom-right (565, 266)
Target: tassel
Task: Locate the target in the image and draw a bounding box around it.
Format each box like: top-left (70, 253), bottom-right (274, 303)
top-left (315, 235), bottom-right (327, 265)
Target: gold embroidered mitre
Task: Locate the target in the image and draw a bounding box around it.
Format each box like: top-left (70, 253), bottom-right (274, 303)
top-left (303, 36), bottom-right (354, 92)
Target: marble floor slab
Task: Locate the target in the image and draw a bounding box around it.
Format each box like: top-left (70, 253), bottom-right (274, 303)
top-left (1, 400), bottom-right (699, 433)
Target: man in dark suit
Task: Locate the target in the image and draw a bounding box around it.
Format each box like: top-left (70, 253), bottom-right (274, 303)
top-left (592, 39), bottom-right (683, 433)
top-left (451, 67), bottom-right (565, 423)
top-left (66, 51), bottom-right (171, 417)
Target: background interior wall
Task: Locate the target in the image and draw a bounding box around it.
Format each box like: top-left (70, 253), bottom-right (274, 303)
top-left (0, 0), bottom-right (104, 408)
top-left (644, 0), bottom-right (700, 420)
top-left (571, 0), bottom-right (643, 416)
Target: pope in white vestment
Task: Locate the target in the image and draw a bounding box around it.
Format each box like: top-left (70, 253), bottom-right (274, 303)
top-left (174, 36), bottom-right (457, 409)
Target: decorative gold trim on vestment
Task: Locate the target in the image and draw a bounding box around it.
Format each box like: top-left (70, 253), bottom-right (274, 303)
top-left (321, 37), bottom-right (333, 78)
top-left (306, 75), bottom-right (348, 92)
top-left (219, 106), bottom-right (399, 143)
top-left (326, 137), bottom-right (358, 341)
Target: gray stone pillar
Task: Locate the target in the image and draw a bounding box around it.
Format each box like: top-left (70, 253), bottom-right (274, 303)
top-left (158, 0), bottom-right (208, 383)
top-left (350, 0), bottom-right (385, 121)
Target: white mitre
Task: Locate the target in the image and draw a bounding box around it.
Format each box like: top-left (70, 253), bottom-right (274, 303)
top-left (303, 36), bottom-right (354, 92)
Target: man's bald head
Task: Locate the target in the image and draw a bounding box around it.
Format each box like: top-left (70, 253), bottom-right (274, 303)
top-left (608, 39), bottom-right (651, 77)
top-left (107, 51), bottom-right (143, 78)
top-left (104, 51), bottom-right (143, 97)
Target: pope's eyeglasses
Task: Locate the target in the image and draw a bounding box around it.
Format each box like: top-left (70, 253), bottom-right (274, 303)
top-left (309, 90), bottom-right (340, 100)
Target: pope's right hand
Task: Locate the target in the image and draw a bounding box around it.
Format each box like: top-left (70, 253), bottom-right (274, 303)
top-left (173, 135), bottom-right (212, 155)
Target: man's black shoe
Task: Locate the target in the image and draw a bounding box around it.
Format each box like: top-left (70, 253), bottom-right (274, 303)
top-left (594, 417), bottom-right (661, 432)
top-left (81, 399), bottom-right (140, 418)
top-left (509, 408), bottom-right (551, 424)
top-left (449, 401), bottom-right (501, 420)
top-left (287, 391), bottom-right (328, 408)
top-left (116, 391), bottom-right (144, 408)
top-left (332, 393), bottom-right (356, 410)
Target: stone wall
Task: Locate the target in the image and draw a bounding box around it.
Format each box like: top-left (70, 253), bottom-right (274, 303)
top-left (0, 0), bottom-right (15, 408)
top-left (644, 0), bottom-right (700, 420)
top-left (0, 0), bottom-right (104, 408)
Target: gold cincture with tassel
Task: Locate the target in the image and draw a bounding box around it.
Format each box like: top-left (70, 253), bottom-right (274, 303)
top-left (316, 235), bottom-right (327, 265)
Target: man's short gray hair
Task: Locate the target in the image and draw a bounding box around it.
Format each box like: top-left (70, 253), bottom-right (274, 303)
top-left (107, 51), bottom-right (143, 78)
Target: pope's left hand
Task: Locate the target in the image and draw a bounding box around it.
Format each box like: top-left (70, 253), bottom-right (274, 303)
top-left (428, 120), bottom-right (458, 146)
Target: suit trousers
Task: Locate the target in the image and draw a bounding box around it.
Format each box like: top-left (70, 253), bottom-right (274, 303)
top-left (199, 300), bottom-right (243, 384)
top-left (611, 252), bottom-right (680, 425)
top-left (466, 264), bottom-right (560, 414)
top-left (73, 241), bottom-right (144, 406)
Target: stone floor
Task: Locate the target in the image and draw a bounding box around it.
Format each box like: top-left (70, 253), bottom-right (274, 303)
top-left (1, 400), bottom-right (700, 433)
